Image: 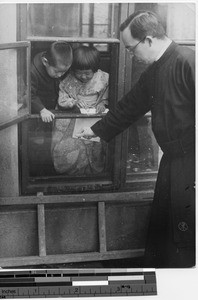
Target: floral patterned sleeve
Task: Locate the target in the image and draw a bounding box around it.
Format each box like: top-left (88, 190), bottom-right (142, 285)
top-left (97, 72), bottom-right (109, 106)
top-left (58, 78), bottom-right (75, 108)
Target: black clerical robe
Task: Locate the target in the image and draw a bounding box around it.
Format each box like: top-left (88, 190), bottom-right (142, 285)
top-left (92, 41), bottom-right (195, 267)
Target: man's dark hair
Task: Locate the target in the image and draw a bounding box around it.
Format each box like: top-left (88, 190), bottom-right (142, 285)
top-left (43, 41), bottom-right (73, 67)
top-left (120, 10), bottom-right (166, 40)
top-left (72, 45), bottom-right (100, 73)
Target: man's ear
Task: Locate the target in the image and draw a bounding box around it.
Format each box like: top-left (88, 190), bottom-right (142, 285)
top-left (145, 36), bottom-right (153, 46)
top-left (41, 56), bottom-right (49, 67)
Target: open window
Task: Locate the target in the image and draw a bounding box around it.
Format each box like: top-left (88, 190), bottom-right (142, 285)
top-left (16, 2), bottom-right (122, 195)
top-left (0, 42), bottom-right (30, 130)
top-left (20, 39), bottom-right (120, 195)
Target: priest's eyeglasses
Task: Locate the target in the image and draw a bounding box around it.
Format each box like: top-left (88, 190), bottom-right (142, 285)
top-left (125, 37), bottom-right (146, 55)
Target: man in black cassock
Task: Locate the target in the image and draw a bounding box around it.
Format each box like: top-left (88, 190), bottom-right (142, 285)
top-left (77, 10), bottom-right (195, 268)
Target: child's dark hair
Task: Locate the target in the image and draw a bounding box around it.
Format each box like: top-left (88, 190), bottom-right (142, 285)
top-left (43, 41), bottom-right (73, 67)
top-left (72, 45), bottom-right (100, 73)
top-left (120, 10), bottom-right (166, 40)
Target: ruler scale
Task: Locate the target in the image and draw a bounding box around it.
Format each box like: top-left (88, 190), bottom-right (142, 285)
top-left (0, 269), bottom-right (157, 298)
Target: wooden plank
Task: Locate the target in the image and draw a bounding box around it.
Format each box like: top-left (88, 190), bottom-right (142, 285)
top-left (0, 41), bottom-right (30, 50)
top-left (128, 3), bottom-right (135, 14)
top-left (124, 3), bottom-right (135, 95)
top-left (79, 4), bottom-right (83, 36)
top-left (0, 191), bottom-right (154, 206)
top-left (27, 36), bottom-right (120, 43)
top-left (117, 3), bottom-right (128, 101)
top-left (107, 3), bottom-right (113, 36)
top-left (16, 4), bottom-right (28, 41)
top-left (20, 119), bottom-right (31, 195)
top-left (0, 249), bottom-right (144, 267)
top-left (109, 43), bottom-right (119, 109)
top-left (30, 112), bottom-right (107, 119)
top-left (109, 43), bottom-right (123, 188)
top-left (26, 40), bottom-right (31, 114)
top-left (116, 4), bottom-right (131, 188)
top-left (111, 3), bottom-right (120, 38)
top-left (98, 202), bottom-right (107, 253)
top-left (88, 3), bottom-right (94, 37)
top-left (0, 114), bottom-right (29, 131)
top-left (37, 204), bottom-right (46, 257)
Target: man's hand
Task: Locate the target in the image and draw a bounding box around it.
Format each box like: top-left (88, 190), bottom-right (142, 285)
top-left (76, 127), bottom-right (96, 139)
top-left (40, 108), bottom-right (55, 122)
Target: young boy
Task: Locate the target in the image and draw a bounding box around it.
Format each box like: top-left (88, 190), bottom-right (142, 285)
top-left (31, 41), bottom-right (73, 122)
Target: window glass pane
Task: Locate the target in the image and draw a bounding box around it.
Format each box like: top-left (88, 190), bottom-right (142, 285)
top-left (94, 25), bottom-right (109, 39)
top-left (28, 3), bottom-right (118, 38)
top-left (0, 47), bottom-right (29, 127)
top-left (22, 39), bottom-right (119, 194)
top-left (82, 25), bottom-right (89, 38)
top-left (160, 3), bottom-right (195, 41)
top-left (22, 117), bottom-right (114, 194)
top-left (82, 3), bottom-right (89, 24)
top-left (94, 3), bottom-right (109, 24)
top-left (31, 117), bottom-right (110, 177)
top-left (28, 4), bottom-right (81, 37)
top-left (126, 116), bottom-right (160, 175)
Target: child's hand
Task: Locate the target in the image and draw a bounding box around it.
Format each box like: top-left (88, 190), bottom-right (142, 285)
top-left (77, 99), bottom-right (89, 109)
top-left (59, 98), bottom-right (76, 109)
top-left (67, 99), bottom-right (76, 108)
top-left (40, 108), bottom-right (55, 122)
top-left (96, 103), bottom-right (106, 113)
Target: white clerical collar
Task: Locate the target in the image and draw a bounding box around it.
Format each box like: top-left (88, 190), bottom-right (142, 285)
top-left (155, 39), bottom-right (172, 61)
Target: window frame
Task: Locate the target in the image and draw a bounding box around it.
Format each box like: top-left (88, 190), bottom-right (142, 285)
top-left (0, 41), bottom-right (31, 131)
top-left (26, 3), bottom-right (119, 40)
top-left (20, 38), bottom-right (122, 195)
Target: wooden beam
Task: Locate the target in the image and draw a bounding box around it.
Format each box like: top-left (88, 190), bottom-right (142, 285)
top-left (37, 204), bottom-right (46, 257)
top-left (98, 202), bottom-right (107, 253)
top-left (27, 36), bottom-right (120, 43)
top-left (0, 249), bottom-right (145, 267)
top-left (117, 3), bottom-right (128, 101)
top-left (29, 112), bottom-right (108, 119)
top-left (17, 4), bottom-right (28, 41)
top-left (0, 41), bottom-right (30, 50)
top-left (0, 114), bottom-right (29, 131)
top-left (124, 3), bottom-right (135, 95)
top-left (0, 191), bottom-right (154, 206)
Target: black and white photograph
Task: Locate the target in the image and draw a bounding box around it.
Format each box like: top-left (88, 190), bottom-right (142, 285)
top-left (0, 2), bottom-right (196, 294)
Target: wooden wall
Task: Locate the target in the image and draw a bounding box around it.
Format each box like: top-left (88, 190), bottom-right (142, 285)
top-left (0, 192), bottom-right (152, 267)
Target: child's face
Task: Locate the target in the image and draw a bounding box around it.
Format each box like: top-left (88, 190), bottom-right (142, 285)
top-left (74, 69), bottom-right (94, 83)
top-left (45, 62), bottom-right (71, 78)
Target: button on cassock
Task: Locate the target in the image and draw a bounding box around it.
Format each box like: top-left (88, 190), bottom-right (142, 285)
top-left (178, 222), bottom-right (188, 231)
